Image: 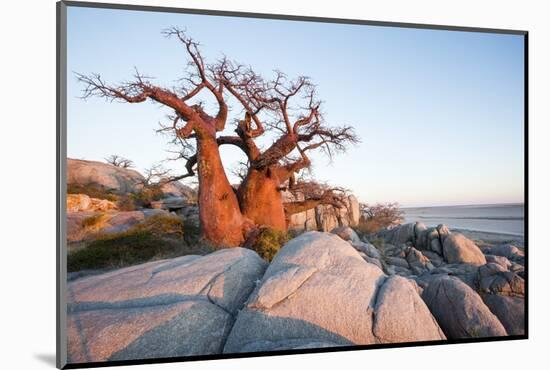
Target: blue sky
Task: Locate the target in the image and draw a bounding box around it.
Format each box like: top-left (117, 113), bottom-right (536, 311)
top-left (66, 6), bottom-right (525, 207)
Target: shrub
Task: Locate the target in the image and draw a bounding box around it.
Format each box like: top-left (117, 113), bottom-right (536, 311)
top-left (355, 202), bottom-right (403, 236)
top-left (67, 183), bottom-right (118, 202)
top-left (133, 214), bottom-right (184, 238)
top-left (252, 228), bottom-right (289, 262)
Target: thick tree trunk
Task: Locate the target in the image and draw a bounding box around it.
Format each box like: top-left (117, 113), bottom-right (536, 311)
top-left (238, 168), bottom-right (287, 231)
top-left (196, 136), bottom-right (247, 246)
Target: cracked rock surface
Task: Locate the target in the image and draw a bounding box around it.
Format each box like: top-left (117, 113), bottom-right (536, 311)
top-left (224, 232), bottom-right (444, 353)
top-left (66, 224), bottom-right (523, 363)
top-left (67, 248), bottom-right (267, 363)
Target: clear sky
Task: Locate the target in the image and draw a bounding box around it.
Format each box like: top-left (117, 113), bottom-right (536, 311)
top-left (66, 6), bottom-right (525, 207)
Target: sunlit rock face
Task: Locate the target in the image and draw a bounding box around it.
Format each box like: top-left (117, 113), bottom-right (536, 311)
top-left (66, 224), bottom-right (524, 363)
top-left (67, 248), bottom-right (267, 363)
top-left (67, 193), bottom-right (117, 213)
top-left (66, 209), bottom-right (171, 242)
top-left (67, 158), bottom-right (145, 194)
top-left (223, 232), bottom-right (444, 353)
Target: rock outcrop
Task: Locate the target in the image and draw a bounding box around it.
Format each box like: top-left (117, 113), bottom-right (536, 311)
top-left (284, 193), bottom-right (360, 232)
top-left (68, 158), bottom-right (196, 200)
top-left (443, 233), bottom-right (487, 265)
top-left (160, 181), bottom-right (195, 199)
top-left (330, 226), bottom-right (361, 244)
top-left (66, 209), bottom-right (171, 242)
top-left (66, 221), bottom-right (523, 363)
top-left (223, 232), bottom-right (385, 352)
top-left (224, 232), bottom-right (444, 353)
top-left (68, 158), bottom-right (145, 194)
top-left (372, 276), bottom-right (446, 343)
top-left (67, 194), bottom-right (117, 213)
top-left (482, 244), bottom-right (525, 262)
top-left (67, 248), bottom-right (267, 362)
top-left (481, 294), bottom-right (525, 335)
top-left (421, 276), bottom-right (507, 339)
top-left (360, 223), bottom-right (524, 338)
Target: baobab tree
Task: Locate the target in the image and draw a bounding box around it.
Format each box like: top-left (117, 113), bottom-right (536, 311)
top-left (77, 28), bottom-right (359, 247)
top-left (104, 154), bottom-right (134, 169)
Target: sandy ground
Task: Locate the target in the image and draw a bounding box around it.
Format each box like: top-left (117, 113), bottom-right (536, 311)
top-left (452, 228), bottom-right (525, 248)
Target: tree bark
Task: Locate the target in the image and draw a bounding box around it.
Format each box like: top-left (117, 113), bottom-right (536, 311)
top-left (238, 167), bottom-right (287, 231)
top-left (196, 135), bottom-right (247, 246)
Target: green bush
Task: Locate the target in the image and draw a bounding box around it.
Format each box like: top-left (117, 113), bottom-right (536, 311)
top-left (252, 228), bottom-right (289, 262)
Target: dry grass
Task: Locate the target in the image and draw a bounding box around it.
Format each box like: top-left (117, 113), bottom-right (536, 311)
top-left (80, 213), bottom-right (111, 233)
top-left (68, 213), bottom-right (212, 272)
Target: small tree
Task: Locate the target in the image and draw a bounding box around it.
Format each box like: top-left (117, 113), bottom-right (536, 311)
top-left (105, 155), bottom-right (134, 168)
top-left (357, 202), bottom-right (403, 235)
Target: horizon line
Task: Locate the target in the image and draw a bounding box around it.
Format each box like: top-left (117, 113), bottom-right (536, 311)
top-left (399, 202), bottom-right (524, 209)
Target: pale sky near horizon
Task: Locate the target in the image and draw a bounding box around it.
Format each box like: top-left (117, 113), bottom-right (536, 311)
top-left (66, 6), bottom-right (525, 207)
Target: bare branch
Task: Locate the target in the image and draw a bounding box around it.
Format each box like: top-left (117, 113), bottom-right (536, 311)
top-left (283, 181), bottom-right (348, 215)
top-left (104, 155), bottom-right (134, 169)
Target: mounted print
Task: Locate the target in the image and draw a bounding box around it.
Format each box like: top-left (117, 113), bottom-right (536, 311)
top-left (56, 1), bottom-right (528, 368)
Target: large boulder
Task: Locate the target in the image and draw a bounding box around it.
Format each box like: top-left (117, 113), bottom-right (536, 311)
top-left (405, 247), bottom-right (434, 274)
top-left (159, 181), bottom-right (195, 199)
top-left (414, 225), bottom-right (444, 255)
top-left (477, 263), bottom-right (524, 296)
top-left (413, 222), bottom-right (428, 248)
top-left (442, 233), bottom-right (486, 266)
top-left (485, 255), bottom-right (512, 270)
top-left (372, 276), bottom-right (445, 343)
top-left (481, 294), bottom-right (525, 335)
top-left (331, 226), bottom-right (361, 244)
top-left (67, 158), bottom-right (145, 194)
top-left (354, 241), bottom-right (382, 259)
top-left (67, 248), bottom-right (267, 362)
top-left (376, 223), bottom-right (416, 246)
top-left (421, 276), bottom-right (507, 339)
top-left (385, 256), bottom-right (410, 269)
top-left (485, 244), bottom-right (525, 262)
top-left (223, 232), bottom-right (386, 352)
